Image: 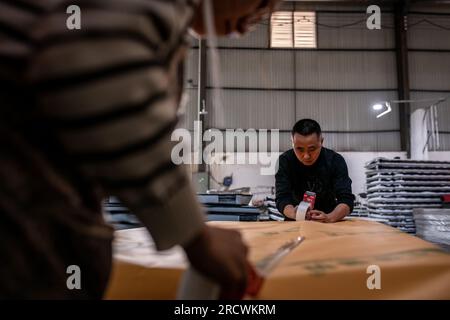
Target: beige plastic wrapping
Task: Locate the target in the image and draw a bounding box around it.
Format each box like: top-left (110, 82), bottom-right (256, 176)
top-left (105, 219), bottom-right (450, 300)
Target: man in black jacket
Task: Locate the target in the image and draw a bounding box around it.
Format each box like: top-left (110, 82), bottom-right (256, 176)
top-left (275, 119), bottom-right (355, 222)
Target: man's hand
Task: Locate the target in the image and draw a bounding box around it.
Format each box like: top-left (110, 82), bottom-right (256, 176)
top-left (310, 210), bottom-right (335, 223)
top-left (284, 204), bottom-right (314, 220)
top-left (283, 204), bottom-right (297, 220)
top-left (183, 225), bottom-right (249, 298)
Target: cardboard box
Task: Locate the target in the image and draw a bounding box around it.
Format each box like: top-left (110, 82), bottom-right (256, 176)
top-left (105, 219), bottom-right (450, 299)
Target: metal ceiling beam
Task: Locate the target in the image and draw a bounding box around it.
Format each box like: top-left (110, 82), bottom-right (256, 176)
top-left (197, 39), bottom-right (207, 173)
top-left (394, 0), bottom-right (411, 157)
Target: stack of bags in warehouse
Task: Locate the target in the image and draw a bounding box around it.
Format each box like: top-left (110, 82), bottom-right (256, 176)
top-left (413, 206), bottom-right (450, 251)
top-left (413, 193), bottom-right (450, 251)
top-left (365, 158), bottom-right (450, 234)
top-left (250, 195), bottom-right (285, 221)
top-left (263, 196), bottom-right (285, 221)
top-left (349, 193), bottom-right (369, 218)
top-left (198, 192), bottom-right (264, 221)
top-left (103, 196), bottom-right (143, 229)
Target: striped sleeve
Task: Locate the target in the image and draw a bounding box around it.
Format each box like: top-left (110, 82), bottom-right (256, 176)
top-left (27, 0), bottom-right (204, 250)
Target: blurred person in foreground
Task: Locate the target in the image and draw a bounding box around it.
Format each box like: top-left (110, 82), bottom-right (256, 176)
top-left (0, 0), bottom-right (279, 298)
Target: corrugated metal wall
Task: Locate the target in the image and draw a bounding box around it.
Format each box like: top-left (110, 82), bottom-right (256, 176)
top-left (181, 2), bottom-right (450, 152)
top-left (409, 8), bottom-right (450, 151)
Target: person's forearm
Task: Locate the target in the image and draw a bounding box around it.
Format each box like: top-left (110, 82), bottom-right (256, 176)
top-left (327, 203), bottom-right (351, 222)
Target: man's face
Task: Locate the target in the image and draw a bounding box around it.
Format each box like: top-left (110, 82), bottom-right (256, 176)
top-left (191, 0), bottom-right (279, 37)
top-left (292, 133), bottom-right (323, 166)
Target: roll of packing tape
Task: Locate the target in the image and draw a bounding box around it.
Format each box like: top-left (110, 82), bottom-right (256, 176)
top-left (296, 201), bottom-right (311, 221)
top-left (177, 267), bottom-right (220, 300)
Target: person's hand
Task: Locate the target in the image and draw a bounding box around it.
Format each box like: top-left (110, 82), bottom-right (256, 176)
top-left (283, 205), bottom-right (297, 220)
top-left (310, 210), bottom-right (334, 223)
top-left (183, 225), bottom-right (249, 298)
top-left (305, 209), bottom-right (312, 220)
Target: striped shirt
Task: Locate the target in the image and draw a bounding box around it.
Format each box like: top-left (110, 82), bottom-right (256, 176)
top-left (0, 0), bottom-right (204, 251)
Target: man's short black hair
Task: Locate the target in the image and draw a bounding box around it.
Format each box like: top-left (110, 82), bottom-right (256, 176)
top-left (292, 119), bottom-right (322, 136)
